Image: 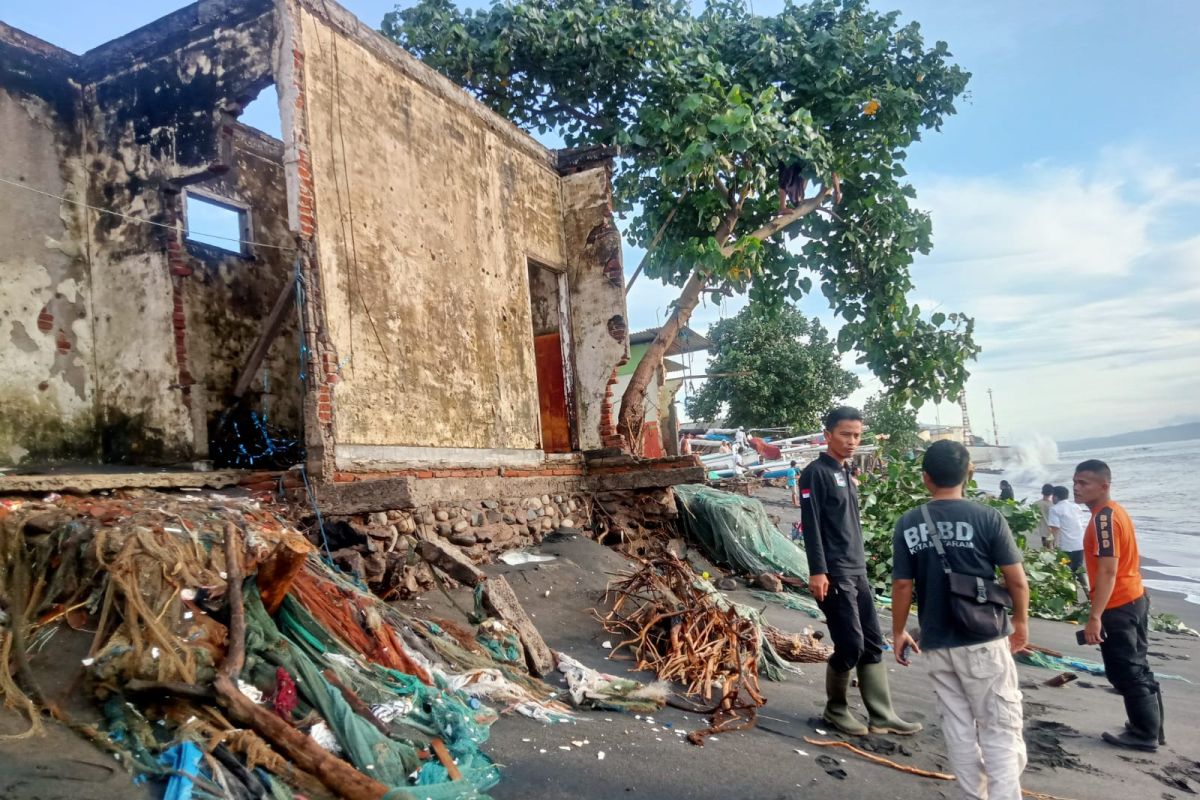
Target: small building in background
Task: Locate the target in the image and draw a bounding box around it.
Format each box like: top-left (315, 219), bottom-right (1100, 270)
top-left (615, 326), bottom-right (711, 458)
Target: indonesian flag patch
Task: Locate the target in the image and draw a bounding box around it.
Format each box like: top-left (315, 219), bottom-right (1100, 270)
top-left (801, 489), bottom-right (812, 502)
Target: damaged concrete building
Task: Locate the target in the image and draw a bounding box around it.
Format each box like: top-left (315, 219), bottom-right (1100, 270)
top-left (0, 0), bottom-right (701, 588)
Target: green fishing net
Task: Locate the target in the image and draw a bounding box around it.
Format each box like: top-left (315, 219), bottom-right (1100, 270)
top-left (675, 484), bottom-right (811, 582)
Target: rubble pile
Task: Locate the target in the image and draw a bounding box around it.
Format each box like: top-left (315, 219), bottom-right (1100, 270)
top-left (315, 493), bottom-right (591, 599)
top-left (590, 488), bottom-right (680, 557)
top-left (0, 491), bottom-right (572, 800)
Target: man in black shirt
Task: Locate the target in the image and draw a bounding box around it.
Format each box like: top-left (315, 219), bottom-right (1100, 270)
top-left (801, 406), bottom-right (921, 736)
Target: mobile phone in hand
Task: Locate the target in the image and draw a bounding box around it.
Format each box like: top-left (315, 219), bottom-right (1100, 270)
top-left (1076, 629), bottom-right (1105, 646)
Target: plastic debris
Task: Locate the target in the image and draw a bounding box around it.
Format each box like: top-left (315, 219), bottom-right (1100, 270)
top-left (498, 550), bottom-right (557, 566)
top-left (556, 651), bottom-right (667, 714)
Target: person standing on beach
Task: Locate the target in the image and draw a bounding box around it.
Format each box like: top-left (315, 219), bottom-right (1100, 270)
top-left (1048, 486), bottom-right (1088, 592)
top-left (1034, 483), bottom-right (1055, 549)
top-left (801, 406), bottom-right (921, 736)
top-left (787, 460), bottom-right (800, 506)
top-left (891, 440), bottom-right (1029, 800)
top-left (1074, 459), bottom-right (1164, 752)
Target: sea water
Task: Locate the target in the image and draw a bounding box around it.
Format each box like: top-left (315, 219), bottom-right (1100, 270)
top-left (972, 438), bottom-right (1200, 605)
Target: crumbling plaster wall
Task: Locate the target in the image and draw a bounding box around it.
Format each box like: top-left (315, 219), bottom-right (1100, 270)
top-left (0, 28), bottom-right (95, 465)
top-left (182, 124), bottom-right (303, 438)
top-left (295, 5), bottom-right (567, 460)
top-left (79, 0), bottom-right (280, 463)
top-left (0, 1), bottom-right (305, 468)
top-left (560, 167), bottom-right (629, 452)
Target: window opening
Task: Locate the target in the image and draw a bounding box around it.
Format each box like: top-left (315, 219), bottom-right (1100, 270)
top-left (238, 83), bottom-right (282, 139)
top-left (185, 192), bottom-right (247, 254)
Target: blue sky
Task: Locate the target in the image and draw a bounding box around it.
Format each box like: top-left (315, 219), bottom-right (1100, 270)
top-left (7, 0), bottom-right (1199, 442)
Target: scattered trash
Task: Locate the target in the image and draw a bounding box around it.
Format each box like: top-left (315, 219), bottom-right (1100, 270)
top-left (1045, 672), bottom-right (1078, 688)
top-left (556, 652), bottom-right (667, 713)
top-left (498, 550), bottom-right (557, 566)
top-left (597, 751), bottom-right (606, 760)
top-left (0, 491), bottom-right (577, 799)
top-left (308, 721), bottom-right (343, 756)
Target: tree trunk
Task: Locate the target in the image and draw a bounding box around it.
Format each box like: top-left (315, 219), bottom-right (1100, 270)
top-left (617, 191), bottom-right (831, 451)
top-left (617, 270), bottom-right (709, 450)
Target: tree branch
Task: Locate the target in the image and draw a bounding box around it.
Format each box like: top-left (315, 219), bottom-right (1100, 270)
top-left (626, 192), bottom-right (688, 295)
top-left (547, 102), bottom-right (606, 129)
top-left (720, 188), bottom-right (830, 257)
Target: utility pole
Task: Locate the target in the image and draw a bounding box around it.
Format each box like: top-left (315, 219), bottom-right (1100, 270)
top-left (957, 390), bottom-right (972, 445)
top-left (988, 388), bottom-right (999, 446)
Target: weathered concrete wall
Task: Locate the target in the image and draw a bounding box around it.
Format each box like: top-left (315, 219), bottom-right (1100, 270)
top-left (80, 0), bottom-right (278, 463)
top-left (0, 27), bottom-right (95, 465)
top-left (295, 5), bottom-right (566, 459)
top-left (1, 0), bottom-right (631, 473)
top-left (560, 167), bottom-right (630, 452)
top-left (0, 3), bottom-right (302, 468)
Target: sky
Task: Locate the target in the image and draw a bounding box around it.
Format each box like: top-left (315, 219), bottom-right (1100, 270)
top-left (6, 0), bottom-right (1199, 443)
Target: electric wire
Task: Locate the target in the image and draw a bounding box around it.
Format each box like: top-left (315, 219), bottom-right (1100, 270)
top-left (0, 175), bottom-right (297, 252)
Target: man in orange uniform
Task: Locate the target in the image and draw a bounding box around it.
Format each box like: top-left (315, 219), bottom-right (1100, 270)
top-left (1074, 459), bottom-right (1164, 752)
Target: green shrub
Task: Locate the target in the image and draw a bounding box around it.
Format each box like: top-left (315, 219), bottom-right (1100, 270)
top-left (857, 452), bottom-right (1082, 620)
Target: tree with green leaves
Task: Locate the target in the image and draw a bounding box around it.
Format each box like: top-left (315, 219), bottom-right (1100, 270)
top-left (685, 303), bottom-right (858, 430)
top-left (863, 391), bottom-right (922, 451)
top-left (386, 0), bottom-right (978, 450)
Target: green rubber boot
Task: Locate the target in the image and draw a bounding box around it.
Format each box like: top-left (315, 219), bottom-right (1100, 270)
top-left (824, 665), bottom-right (869, 735)
top-left (858, 661), bottom-right (922, 735)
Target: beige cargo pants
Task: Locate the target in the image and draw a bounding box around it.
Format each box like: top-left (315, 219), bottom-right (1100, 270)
top-left (925, 637), bottom-right (1027, 800)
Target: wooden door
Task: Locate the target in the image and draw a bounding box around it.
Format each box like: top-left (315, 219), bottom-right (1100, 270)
top-left (534, 332), bottom-right (571, 453)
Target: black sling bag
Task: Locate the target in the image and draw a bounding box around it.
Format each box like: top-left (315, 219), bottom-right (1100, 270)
top-left (919, 503), bottom-right (1013, 641)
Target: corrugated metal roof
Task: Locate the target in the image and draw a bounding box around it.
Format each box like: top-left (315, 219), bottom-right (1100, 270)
top-left (628, 325), bottom-right (711, 354)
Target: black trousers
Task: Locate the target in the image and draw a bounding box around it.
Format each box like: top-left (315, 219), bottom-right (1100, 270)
top-left (817, 573), bottom-right (884, 672)
top-left (1099, 593), bottom-right (1158, 699)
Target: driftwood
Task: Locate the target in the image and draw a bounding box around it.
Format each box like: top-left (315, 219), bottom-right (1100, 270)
top-left (211, 523), bottom-right (399, 800)
top-left (1024, 642), bottom-right (1064, 659)
top-left (599, 555), bottom-right (765, 745)
top-left (483, 575), bottom-right (555, 676)
top-left (803, 737), bottom-right (1081, 800)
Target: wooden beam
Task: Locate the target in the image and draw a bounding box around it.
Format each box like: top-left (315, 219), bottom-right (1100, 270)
top-left (233, 263), bottom-right (298, 400)
top-left (482, 575), bottom-right (555, 677)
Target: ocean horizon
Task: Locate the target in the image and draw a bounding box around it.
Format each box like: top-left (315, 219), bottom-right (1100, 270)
top-left (973, 437), bottom-right (1200, 606)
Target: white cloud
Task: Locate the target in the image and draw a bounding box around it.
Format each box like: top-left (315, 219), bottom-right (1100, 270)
top-left (910, 151), bottom-right (1200, 440)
